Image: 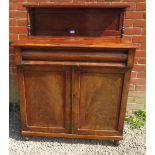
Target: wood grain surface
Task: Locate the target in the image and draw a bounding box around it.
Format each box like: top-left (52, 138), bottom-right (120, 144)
top-left (12, 37), bottom-right (136, 49)
top-left (73, 67), bottom-right (124, 136)
top-left (19, 66), bottom-right (72, 133)
top-left (13, 4), bottom-right (136, 141)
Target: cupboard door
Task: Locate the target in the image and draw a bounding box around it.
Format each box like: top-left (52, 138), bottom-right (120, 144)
top-left (18, 66), bottom-right (71, 133)
top-left (73, 67), bottom-right (125, 136)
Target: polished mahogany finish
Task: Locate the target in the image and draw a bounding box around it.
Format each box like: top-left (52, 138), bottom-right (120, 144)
top-left (12, 4), bottom-right (136, 144)
top-left (13, 37), bottom-right (135, 141)
top-left (21, 66), bottom-right (71, 133)
top-left (25, 5), bottom-right (128, 37)
top-left (13, 36), bottom-right (134, 48)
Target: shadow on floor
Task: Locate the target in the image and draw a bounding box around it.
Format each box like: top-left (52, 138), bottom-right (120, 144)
top-left (9, 109), bottom-right (115, 146)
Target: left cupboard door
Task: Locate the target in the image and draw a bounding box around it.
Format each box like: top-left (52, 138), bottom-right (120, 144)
top-left (18, 66), bottom-right (72, 134)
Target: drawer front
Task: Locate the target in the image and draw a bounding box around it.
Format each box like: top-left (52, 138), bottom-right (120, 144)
top-left (21, 49), bottom-right (128, 63)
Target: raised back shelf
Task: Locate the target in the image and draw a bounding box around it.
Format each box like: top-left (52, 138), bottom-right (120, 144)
top-left (25, 4), bottom-right (128, 38)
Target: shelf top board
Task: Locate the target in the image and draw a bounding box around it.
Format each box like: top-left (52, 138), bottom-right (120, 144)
top-left (23, 4), bottom-right (129, 9)
top-left (12, 37), bottom-right (136, 49)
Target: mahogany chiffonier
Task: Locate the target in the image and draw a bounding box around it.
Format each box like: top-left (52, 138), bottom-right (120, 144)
top-left (12, 4), bottom-right (136, 145)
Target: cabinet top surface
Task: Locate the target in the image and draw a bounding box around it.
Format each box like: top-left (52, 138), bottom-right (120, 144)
top-left (12, 37), bottom-right (136, 49)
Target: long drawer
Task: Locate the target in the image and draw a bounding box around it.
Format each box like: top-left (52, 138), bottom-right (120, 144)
top-left (21, 49), bottom-right (128, 63)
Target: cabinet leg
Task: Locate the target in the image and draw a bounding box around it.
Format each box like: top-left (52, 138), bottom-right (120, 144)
top-left (113, 140), bottom-right (120, 146)
top-left (23, 136), bottom-right (30, 141)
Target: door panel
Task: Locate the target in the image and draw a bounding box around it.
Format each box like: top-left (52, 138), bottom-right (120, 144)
top-left (73, 67), bottom-right (124, 135)
top-left (20, 66), bottom-right (71, 133)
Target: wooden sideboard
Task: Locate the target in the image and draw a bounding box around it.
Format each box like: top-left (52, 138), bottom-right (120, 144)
top-left (12, 4), bottom-right (136, 145)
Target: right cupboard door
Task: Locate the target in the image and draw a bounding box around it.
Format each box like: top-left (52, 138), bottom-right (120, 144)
top-left (73, 67), bottom-right (126, 136)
